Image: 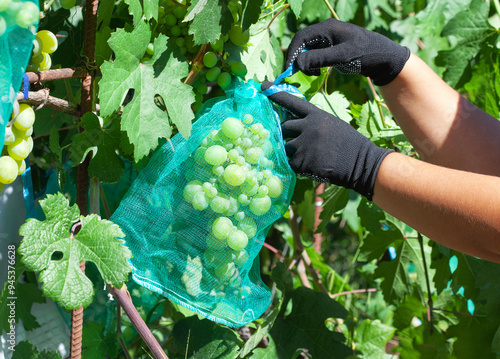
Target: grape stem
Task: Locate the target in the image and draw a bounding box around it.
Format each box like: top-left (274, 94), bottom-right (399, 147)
top-left (330, 288), bottom-right (379, 299)
top-left (322, 0), bottom-right (339, 20)
top-left (184, 44), bottom-right (209, 86)
top-left (266, 4), bottom-right (290, 30)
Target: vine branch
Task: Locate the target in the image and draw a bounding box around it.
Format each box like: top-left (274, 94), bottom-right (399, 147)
top-left (108, 285), bottom-right (169, 359)
top-left (266, 4), bottom-right (289, 30)
top-left (25, 67), bottom-right (86, 83)
top-left (17, 89), bottom-right (81, 117)
top-left (331, 288), bottom-right (379, 299)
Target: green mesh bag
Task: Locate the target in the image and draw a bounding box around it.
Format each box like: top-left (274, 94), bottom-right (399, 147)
top-left (111, 79), bottom-right (296, 327)
top-left (0, 0), bottom-right (38, 144)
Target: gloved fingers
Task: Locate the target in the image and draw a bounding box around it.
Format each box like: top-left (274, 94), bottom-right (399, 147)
top-left (266, 90), bottom-right (319, 118)
top-left (261, 80), bottom-right (274, 92)
top-left (284, 139), bottom-right (299, 158)
top-left (295, 44), bottom-right (354, 75)
top-left (281, 118), bottom-right (304, 139)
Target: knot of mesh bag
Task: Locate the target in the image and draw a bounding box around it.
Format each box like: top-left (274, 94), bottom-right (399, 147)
top-left (0, 0), bottom-right (39, 145)
top-left (111, 79), bottom-right (296, 327)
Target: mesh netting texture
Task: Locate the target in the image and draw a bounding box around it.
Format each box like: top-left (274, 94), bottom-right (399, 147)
top-left (111, 80), bottom-right (296, 327)
top-left (0, 0), bottom-right (38, 144)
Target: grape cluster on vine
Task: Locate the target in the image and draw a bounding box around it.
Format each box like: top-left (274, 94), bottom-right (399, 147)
top-left (0, 101), bottom-right (36, 192)
top-left (27, 29), bottom-right (58, 72)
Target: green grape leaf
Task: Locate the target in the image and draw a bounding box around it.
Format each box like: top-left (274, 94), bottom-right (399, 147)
top-left (70, 113), bottom-right (124, 183)
top-left (436, 0), bottom-right (496, 87)
top-left (95, 25), bottom-right (113, 67)
top-left (18, 193), bottom-right (132, 310)
top-left (170, 316), bottom-right (240, 358)
top-left (392, 292), bottom-right (426, 331)
top-left (124, 0), bottom-right (142, 27)
top-left (287, 69), bottom-right (328, 99)
top-left (241, 0), bottom-right (264, 31)
top-left (143, 0), bottom-right (159, 21)
top-left (301, 0), bottom-right (331, 23)
top-left (271, 261), bottom-right (293, 293)
top-left (269, 287), bottom-right (353, 358)
top-left (287, 0), bottom-right (303, 19)
top-left (310, 91), bottom-right (351, 123)
top-left (187, 0), bottom-right (233, 45)
top-left (82, 322), bottom-right (119, 359)
top-left (12, 340), bottom-right (62, 359)
top-left (356, 319), bottom-right (396, 359)
top-left (464, 48), bottom-right (500, 117)
top-left (226, 21), bottom-right (283, 81)
top-left (335, 0), bottom-right (358, 22)
top-left (374, 236), bottom-right (434, 303)
top-left (317, 185), bottom-right (349, 233)
top-left (99, 22), bottom-right (194, 161)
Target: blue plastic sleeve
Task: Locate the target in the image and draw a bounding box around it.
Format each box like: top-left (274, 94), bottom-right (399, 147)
top-left (23, 73), bottom-right (29, 99)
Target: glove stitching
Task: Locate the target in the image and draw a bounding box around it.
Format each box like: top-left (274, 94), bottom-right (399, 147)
top-left (333, 60), bottom-right (361, 75)
top-left (300, 172), bottom-right (329, 183)
top-left (290, 38), bottom-right (332, 66)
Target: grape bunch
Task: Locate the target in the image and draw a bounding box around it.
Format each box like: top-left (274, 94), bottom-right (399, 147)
top-left (27, 30), bottom-right (58, 72)
top-left (156, 0), bottom-right (198, 57)
top-left (182, 114), bottom-right (283, 286)
top-left (0, 0), bottom-right (39, 36)
top-left (0, 102), bottom-right (35, 192)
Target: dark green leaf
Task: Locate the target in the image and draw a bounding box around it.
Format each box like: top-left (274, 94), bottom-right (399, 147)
top-left (12, 340), bottom-right (62, 359)
top-left (269, 287), bottom-right (352, 358)
top-left (241, 0), bottom-right (264, 31)
top-left (170, 316), bottom-right (240, 358)
top-left (436, 0), bottom-right (496, 87)
top-left (187, 0), bottom-right (232, 45)
top-left (70, 113), bottom-right (124, 183)
top-left (81, 322), bottom-right (119, 359)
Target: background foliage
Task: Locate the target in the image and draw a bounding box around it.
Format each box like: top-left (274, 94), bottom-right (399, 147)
top-left (2, 0), bottom-right (500, 358)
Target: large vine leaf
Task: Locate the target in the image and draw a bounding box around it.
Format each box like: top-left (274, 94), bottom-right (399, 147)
top-left (310, 91), bottom-right (351, 123)
top-left (70, 113), bottom-right (124, 183)
top-left (241, 0), bottom-right (264, 31)
top-left (169, 316), bottom-right (240, 358)
top-left (186, 0), bottom-right (233, 45)
top-left (82, 322), bottom-right (119, 359)
top-left (269, 287), bottom-right (353, 358)
top-left (99, 21), bottom-right (194, 161)
top-left (17, 193), bottom-right (132, 310)
top-left (226, 21), bottom-right (283, 81)
top-left (356, 319), bottom-right (396, 359)
top-left (436, 0), bottom-right (496, 87)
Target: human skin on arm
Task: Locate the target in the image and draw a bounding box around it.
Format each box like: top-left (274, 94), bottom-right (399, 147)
top-left (379, 53), bottom-right (500, 176)
top-left (373, 152), bottom-right (500, 263)
top-left (373, 53), bottom-right (500, 263)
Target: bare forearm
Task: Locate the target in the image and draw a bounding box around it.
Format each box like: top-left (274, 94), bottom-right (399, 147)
top-left (379, 53), bottom-right (500, 177)
top-left (373, 152), bottom-right (500, 263)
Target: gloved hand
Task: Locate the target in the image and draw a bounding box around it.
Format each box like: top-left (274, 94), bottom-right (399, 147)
top-left (286, 18), bottom-right (410, 86)
top-left (262, 81), bottom-right (394, 200)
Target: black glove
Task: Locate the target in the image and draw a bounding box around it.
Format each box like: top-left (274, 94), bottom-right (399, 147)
top-left (286, 19), bottom-right (410, 86)
top-left (262, 81), bottom-right (394, 200)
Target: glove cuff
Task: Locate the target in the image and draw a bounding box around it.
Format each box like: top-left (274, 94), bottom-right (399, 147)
top-left (372, 46), bottom-right (411, 86)
top-left (352, 146), bottom-right (394, 201)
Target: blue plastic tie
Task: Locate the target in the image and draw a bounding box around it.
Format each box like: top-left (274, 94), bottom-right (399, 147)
top-left (23, 73), bottom-right (29, 99)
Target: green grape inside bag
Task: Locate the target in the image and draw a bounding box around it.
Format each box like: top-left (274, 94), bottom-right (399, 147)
top-left (111, 79), bottom-right (296, 327)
